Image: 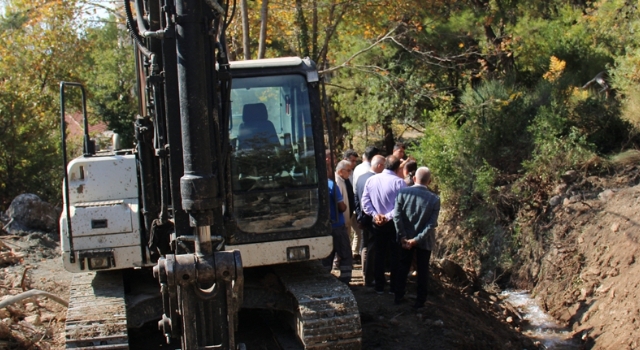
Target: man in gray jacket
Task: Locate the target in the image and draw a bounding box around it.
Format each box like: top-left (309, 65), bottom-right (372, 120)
top-left (393, 167), bottom-right (440, 309)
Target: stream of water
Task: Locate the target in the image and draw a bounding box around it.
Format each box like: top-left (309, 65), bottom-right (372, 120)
top-left (500, 290), bottom-right (581, 349)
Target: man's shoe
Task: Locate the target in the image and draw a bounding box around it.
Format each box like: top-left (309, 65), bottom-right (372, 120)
top-left (375, 289), bottom-right (384, 295)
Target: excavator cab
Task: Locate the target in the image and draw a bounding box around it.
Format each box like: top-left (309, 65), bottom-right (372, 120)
top-left (226, 57), bottom-right (331, 241)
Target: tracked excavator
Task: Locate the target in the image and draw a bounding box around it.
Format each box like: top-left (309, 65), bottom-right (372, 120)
top-left (58, 0), bottom-right (361, 348)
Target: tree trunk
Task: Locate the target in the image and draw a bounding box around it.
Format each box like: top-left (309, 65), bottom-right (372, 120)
top-left (315, 1), bottom-right (347, 68)
top-left (311, 0), bottom-right (318, 59)
top-left (382, 115), bottom-right (394, 155)
top-left (257, 0), bottom-right (268, 59)
top-left (295, 0), bottom-right (309, 57)
top-left (240, 0), bottom-right (251, 60)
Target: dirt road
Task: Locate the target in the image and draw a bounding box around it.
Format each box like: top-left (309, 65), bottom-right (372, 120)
top-left (0, 232), bottom-right (535, 349)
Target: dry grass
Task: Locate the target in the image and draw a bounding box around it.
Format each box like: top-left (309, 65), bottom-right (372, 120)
top-left (621, 86), bottom-right (640, 130)
top-left (610, 149), bottom-right (640, 167)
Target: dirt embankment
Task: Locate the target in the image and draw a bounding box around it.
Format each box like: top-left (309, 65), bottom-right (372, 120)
top-left (531, 165), bottom-right (640, 349)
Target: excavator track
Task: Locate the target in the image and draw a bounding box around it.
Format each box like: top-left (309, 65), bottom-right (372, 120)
top-left (273, 261), bottom-right (362, 349)
top-left (65, 271), bottom-right (129, 349)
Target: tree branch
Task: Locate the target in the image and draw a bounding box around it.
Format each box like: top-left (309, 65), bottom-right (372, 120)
top-left (78, 0), bottom-right (126, 20)
top-left (0, 289), bottom-right (69, 309)
top-left (318, 26), bottom-right (398, 75)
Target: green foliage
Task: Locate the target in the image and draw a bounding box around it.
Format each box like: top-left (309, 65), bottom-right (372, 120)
top-left (0, 0), bottom-right (90, 208)
top-left (0, 90), bottom-right (61, 208)
top-left (82, 17), bottom-right (137, 148)
top-left (412, 101), bottom-right (496, 229)
top-left (509, 5), bottom-right (612, 85)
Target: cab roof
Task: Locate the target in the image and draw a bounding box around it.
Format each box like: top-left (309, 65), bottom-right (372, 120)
top-left (229, 57), bottom-right (303, 70)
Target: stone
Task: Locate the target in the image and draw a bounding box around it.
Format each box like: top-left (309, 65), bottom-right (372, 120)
top-left (439, 259), bottom-right (468, 283)
top-left (563, 197), bottom-right (572, 206)
top-left (554, 183), bottom-right (568, 195)
top-left (549, 195), bottom-right (563, 206)
top-left (598, 189), bottom-right (615, 203)
top-left (40, 312), bottom-right (57, 323)
top-left (561, 170), bottom-right (579, 184)
top-left (24, 314), bottom-right (41, 325)
top-left (585, 267), bottom-right (601, 276)
top-left (596, 284), bottom-right (611, 295)
top-left (570, 194), bottom-right (583, 202)
top-left (5, 194), bottom-right (59, 233)
top-left (611, 222), bottom-right (620, 232)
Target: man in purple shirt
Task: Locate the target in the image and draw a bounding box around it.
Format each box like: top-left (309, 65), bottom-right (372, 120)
top-left (361, 155), bottom-right (406, 294)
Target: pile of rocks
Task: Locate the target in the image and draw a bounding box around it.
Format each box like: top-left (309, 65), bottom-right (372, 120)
top-left (1, 194), bottom-right (59, 236)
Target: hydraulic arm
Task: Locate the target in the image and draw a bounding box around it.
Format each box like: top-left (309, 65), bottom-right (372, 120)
top-left (125, 0), bottom-right (242, 347)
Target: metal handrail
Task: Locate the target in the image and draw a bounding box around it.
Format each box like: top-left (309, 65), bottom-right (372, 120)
top-left (59, 81), bottom-right (90, 264)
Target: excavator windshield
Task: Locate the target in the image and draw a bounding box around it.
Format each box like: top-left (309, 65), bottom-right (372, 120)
top-left (229, 74), bottom-right (319, 233)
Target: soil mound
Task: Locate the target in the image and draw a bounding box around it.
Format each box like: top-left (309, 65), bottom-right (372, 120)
top-left (533, 165), bottom-right (640, 349)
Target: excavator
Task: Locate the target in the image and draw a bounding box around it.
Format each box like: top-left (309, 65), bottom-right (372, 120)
top-left (58, 0), bottom-right (361, 348)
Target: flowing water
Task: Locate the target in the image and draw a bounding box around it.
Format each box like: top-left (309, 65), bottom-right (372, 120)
top-left (500, 290), bottom-right (582, 349)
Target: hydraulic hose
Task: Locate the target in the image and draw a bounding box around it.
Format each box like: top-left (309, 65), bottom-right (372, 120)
top-left (134, 0), bottom-right (150, 34)
top-left (124, 0), bottom-right (152, 58)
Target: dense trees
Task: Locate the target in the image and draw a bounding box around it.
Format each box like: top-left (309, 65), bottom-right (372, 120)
top-left (0, 0), bottom-right (135, 208)
top-left (1, 0), bottom-right (639, 281)
top-left (0, 0), bottom-right (90, 207)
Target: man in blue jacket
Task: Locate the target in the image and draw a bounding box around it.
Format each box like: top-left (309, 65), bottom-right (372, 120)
top-left (393, 167), bottom-right (440, 309)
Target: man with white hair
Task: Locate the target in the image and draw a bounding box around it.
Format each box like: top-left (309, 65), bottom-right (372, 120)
top-left (354, 154), bottom-right (385, 287)
top-left (393, 167), bottom-right (440, 309)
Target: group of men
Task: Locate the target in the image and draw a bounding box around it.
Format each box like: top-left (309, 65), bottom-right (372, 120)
top-left (323, 143), bottom-right (441, 309)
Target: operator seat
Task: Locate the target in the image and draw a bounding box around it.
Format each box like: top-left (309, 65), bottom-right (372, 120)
top-left (233, 103), bottom-right (282, 186)
top-left (237, 103), bottom-right (280, 151)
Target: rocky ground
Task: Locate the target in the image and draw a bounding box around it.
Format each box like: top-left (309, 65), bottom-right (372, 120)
top-left (0, 231), bottom-right (71, 349)
top-left (0, 161), bottom-right (638, 349)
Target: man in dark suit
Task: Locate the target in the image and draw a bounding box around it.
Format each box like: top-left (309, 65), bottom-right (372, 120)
top-left (393, 167), bottom-right (440, 309)
top-left (354, 155), bottom-right (385, 286)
